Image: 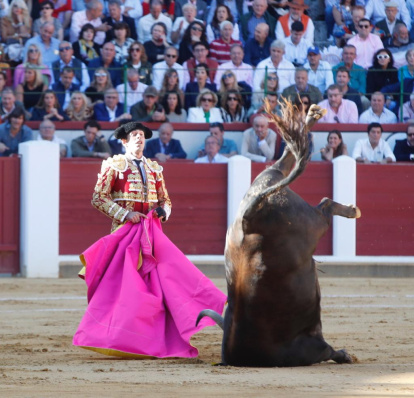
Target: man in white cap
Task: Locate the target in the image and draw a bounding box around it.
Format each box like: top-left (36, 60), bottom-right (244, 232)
top-left (366, 0), bottom-right (411, 32)
top-left (375, 1), bottom-right (405, 43)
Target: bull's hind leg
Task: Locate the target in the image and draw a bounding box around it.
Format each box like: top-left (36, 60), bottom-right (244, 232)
top-left (330, 348), bottom-right (353, 364)
top-left (317, 198), bottom-right (361, 220)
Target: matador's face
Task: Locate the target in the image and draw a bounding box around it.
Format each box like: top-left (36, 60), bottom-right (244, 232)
top-left (122, 130), bottom-right (146, 158)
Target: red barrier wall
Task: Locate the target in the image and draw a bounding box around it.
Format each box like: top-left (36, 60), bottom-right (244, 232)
top-left (356, 163), bottom-right (414, 255)
top-left (0, 158), bottom-right (20, 274)
top-left (252, 162), bottom-right (333, 255)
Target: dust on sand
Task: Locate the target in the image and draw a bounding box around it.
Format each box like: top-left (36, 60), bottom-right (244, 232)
top-left (0, 278), bottom-right (413, 397)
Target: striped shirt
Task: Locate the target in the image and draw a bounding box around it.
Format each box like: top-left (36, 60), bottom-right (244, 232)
top-left (209, 38), bottom-right (242, 65)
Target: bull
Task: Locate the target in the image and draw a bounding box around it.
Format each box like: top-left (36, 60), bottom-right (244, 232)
top-left (197, 102), bottom-right (361, 367)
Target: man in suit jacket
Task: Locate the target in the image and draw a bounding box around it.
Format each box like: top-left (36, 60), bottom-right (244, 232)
top-left (51, 67), bottom-right (81, 110)
top-left (393, 124), bottom-right (414, 161)
top-left (88, 42), bottom-right (123, 87)
top-left (71, 120), bottom-right (112, 158)
top-left (144, 122), bottom-right (187, 161)
top-left (93, 88), bottom-right (131, 122)
top-left (103, 0), bottom-right (138, 42)
top-left (375, 1), bottom-right (404, 43)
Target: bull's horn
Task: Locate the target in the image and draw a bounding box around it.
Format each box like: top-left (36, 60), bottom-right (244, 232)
top-left (196, 309), bottom-right (224, 330)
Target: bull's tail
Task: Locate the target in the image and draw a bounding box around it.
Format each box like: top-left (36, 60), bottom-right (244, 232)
top-left (245, 100), bottom-right (327, 215)
top-left (196, 309), bottom-right (224, 330)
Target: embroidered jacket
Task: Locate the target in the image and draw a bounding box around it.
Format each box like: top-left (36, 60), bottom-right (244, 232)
top-left (92, 154), bottom-right (171, 231)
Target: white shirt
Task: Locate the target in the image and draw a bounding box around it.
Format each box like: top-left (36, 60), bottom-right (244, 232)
top-left (195, 153), bottom-right (229, 163)
top-left (116, 82), bottom-right (148, 112)
top-left (152, 61), bottom-right (185, 90)
top-left (283, 37), bottom-right (313, 66)
top-left (253, 57), bottom-right (295, 93)
top-left (275, 14), bottom-right (315, 43)
top-left (352, 137), bottom-right (396, 162)
top-left (365, 0), bottom-right (411, 30)
top-left (214, 61), bottom-right (254, 90)
top-left (137, 13), bottom-right (173, 44)
top-left (303, 60), bottom-right (334, 94)
top-left (106, 106), bottom-right (117, 122)
top-left (70, 10), bottom-right (105, 45)
top-left (359, 107), bottom-right (398, 124)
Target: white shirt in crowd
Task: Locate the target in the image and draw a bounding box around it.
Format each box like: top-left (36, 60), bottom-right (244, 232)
top-left (352, 138), bottom-right (396, 162)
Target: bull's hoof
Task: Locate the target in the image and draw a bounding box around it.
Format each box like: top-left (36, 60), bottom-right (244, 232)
top-left (333, 349), bottom-right (353, 364)
top-left (305, 104), bottom-right (327, 126)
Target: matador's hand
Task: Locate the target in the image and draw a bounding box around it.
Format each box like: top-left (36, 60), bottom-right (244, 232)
top-left (126, 211), bottom-right (148, 223)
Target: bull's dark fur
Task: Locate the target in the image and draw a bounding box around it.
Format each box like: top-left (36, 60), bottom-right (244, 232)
top-left (198, 100), bottom-right (360, 367)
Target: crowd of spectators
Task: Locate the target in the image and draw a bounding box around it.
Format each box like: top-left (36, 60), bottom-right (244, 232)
top-left (0, 0), bottom-right (413, 161)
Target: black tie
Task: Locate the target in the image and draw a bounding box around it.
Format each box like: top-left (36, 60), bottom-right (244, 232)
top-left (134, 159), bottom-right (146, 184)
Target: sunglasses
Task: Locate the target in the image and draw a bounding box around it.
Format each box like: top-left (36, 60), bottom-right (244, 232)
top-left (59, 46), bottom-right (72, 52)
top-left (165, 54), bottom-right (177, 58)
top-left (95, 72), bottom-right (107, 77)
top-left (42, 6), bottom-right (52, 10)
top-left (302, 101), bottom-right (310, 105)
top-left (28, 48), bottom-right (39, 53)
top-left (227, 97), bottom-right (238, 101)
top-left (358, 24), bottom-right (370, 29)
top-left (407, 133), bottom-right (414, 137)
top-left (223, 73), bottom-right (233, 79)
top-left (267, 76), bottom-right (278, 81)
top-left (377, 54), bottom-right (390, 60)
top-left (191, 26), bottom-right (203, 32)
top-left (130, 48), bottom-right (141, 52)
top-left (201, 98), bottom-right (213, 102)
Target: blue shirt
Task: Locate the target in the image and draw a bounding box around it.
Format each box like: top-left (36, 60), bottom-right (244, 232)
top-left (0, 123), bottom-right (33, 156)
top-left (200, 138), bottom-right (238, 155)
top-left (243, 37), bottom-right (272, 67)
top-left (23, 36), bottom-right (60, 68)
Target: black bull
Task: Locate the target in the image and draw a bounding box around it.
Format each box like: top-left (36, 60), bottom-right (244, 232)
top-left (197, 103), bottom-right (361, 367)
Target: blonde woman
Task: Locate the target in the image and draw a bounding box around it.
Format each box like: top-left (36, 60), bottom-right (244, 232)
top-left (15, 65), bottom-right (47, 110)
top-left (187, 89), bottom-right (223, 123)
top-left (13, 43), bottom-right (52, 88)
top-left (65, 91), bottom-right (93, 121)
top-left (1, 0), bottom-right (32, 43)
top-left (218, 69), bottom-right (252, 109)
top-left (85, 67), bottom-right (113, 104)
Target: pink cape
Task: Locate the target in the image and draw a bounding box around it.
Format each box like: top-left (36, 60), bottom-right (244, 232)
top-left (73, 213), bottom-right (227, 358)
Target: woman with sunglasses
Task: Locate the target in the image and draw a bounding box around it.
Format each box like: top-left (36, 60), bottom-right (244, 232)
top-left (206, 4), bottom-right (240, 43)
top-left (178, 21), bottom-right (208, 64)
top-left (161, 90), bottom-right (187, 122)
top-left (184, 63), bottom-right (216, 110)
top-left (144, 22), bottom-right (171, 65)
top-left (219, 89), bottom-right (247, 122)
top-left (0, 0), bottom-right (31, 44)
top-left (159, 68), bottom-right (185, 105)
top-left (320, 130), bottom-right (348, 161)
top-left (32, 1), bottom-right (63, 41)
top-left (187, 88), bottom-right (223, 123)
top-left (126, 42), bottom-right (153, 85)
top-left (294, 93), bottom-right (311, 114)
top-left (218, 69), bottom-right (252, 110)
top-left (366, 48), bottom-right (398, 101)
top-left (31, 89), bottom-right (69, 121)
top-left (13, 43), bottom-right (52, 88)
top-left (85, 67), bottom-right (113, 104)
top-left (72, 23), bottom-right (100, 66)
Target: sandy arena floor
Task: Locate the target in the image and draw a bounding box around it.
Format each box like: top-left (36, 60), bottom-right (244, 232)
top-left (0, 277), bottom-right (413, 397)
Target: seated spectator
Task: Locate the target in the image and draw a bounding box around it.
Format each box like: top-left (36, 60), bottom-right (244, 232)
top-left (125, 42), bottom-right (153, 85)
top-left (344, 6), bottom-right (366, 40)
top-left (347, 18), bottom-right (384, 69)
top-left (72, 23), bottom-right (101, 66)
top-left (171, 3), bottom-right (202, 46)
top-left (220, 89), bottom-right (247, 122)
top-left (23, 21), bottom-right (60, 67)
top-left (51, 0), bottom-right (74, 34)
top-left (217, 69), bottom-right (252, 111)
top-left (384, 23), bottom-right (414, 68)
top-left (320, 130), bottom-right (348, 161)
top-left (144, 122), bottom-right (187, 161)
top-left (253, 40), bottom-right (295, 95)
top-left (116, 69), bottom-right (148, 113)
top-left (152, 47), bottom-right (184, 90)
top-left (335, 67), bottom-right (363, 115)
top-left (161, 90), bottom-right (187, 122)
top-left (209, 21), bottom-right (242, 65)
top-left (15, 65), bottom-right (47, 112)
top-left (37, 119), bottom-right (67, 157)
top-left (206, 4), bottom-right (240, 43)
top-left (13, 44), bottom-right (52, 89)
top-left (294, 93), bottom-right (311, 115)
top-left (70, 0), bottom-right (109, 46)
top-left (332, 0), bottom-right (355, 47)
top-left (207, 0), bottom-right (248, 25)
top-left (393, 123), bottom-right (414, 161)
top-left (71, 120), bottom-right (112, 159)
top-left (94, 88), bottom-right (131, 122)
top-left (144, 22), bottom-right (172, 65)
top-left (111, 21), bottom-right (135, 65)
top-left (197, 122), bottom-right (238, 159)
top-left (241, 115), bottom-right (276, 162)
top-left (31, 89), bottom-right (70, 121)
top-left (51, 41), bottom-right (90, 92)
top-left (251, 72), bottom-right (278, 111)
top-left (366, 0), bottom-right (411, 32)
top-left (141, 0), bottom-right (175, 19)
top-left (401, 93), bottom-right (414, 122)
top-left (398, 49), bottom-right (414, 80)
top-left (187, 89), bottom-right (223, 123)
top-left (175, 0), bottom-right (208, 23)
top-left (0, 108), bottom-right (33, 157)
top-left (33, 1), bottom-right (63, 41)
top-left (283, 21), bottom-right (312, 67)
top-left (0, 43), bottom-right (12, 87)
top-left (65, 91), bottom-right (94, 121)
top-left (85, 67), bottom-right (113, 104)
top-left (240, 0), bottom-right (276, 43)
top-left (103, 0), bottom-right (138, 42)
top-left (214, 44), bottom-right (254, 92)
top-left (1, 0), bottom-right (32, 46)
top-left (137, 0), bottom-right (172, 44)
top-left (317, 84), bottom-right (359, 123)
top-left (159, 68), bottom-right (185, 105)
top-left (243, 23), bottom-right (271, 68)
top-left (184, 63), bottom-right (216, 110)
top-left (88, 42), bottom-right (122, 87)
top-left (303, 46), bottom-right (334, 95)
top-left (195, 135), bottom-right (229, 163)
top-left (281, 67), bottom-right (323, 106)
top-left (249, 92), bottom-right (281, 123)
top-left (0, 87), bottom-right (28, 123)
top-left (352, 122), bottom-right (396, 163)
top-left (51, 67), bottom-right (80, 110)
top-left (359, 91), bottom-right (398, 123)
top-left (178, 21), bottom-right (208, 65)
top-left (182, 42), bottom-right (219, 88)
top-left (130, 85), bottom-right (167, 122)
top-left (374, 1), bottom-right (404, 44)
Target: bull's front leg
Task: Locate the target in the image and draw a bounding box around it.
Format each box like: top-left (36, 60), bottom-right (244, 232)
top-left (317, 198), bottom-right (361, 220)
